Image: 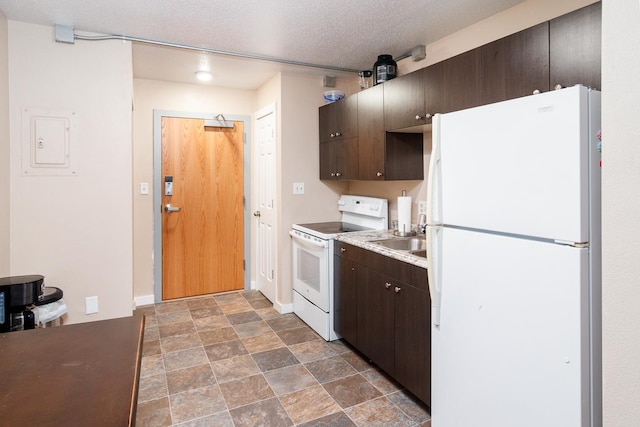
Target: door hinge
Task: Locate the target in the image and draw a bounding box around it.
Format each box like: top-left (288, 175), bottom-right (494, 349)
top-left (243, 260), bottom-right (246, 271)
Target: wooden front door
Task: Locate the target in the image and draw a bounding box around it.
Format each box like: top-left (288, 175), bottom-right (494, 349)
top-left (161, 117), bottom-right (244, 300)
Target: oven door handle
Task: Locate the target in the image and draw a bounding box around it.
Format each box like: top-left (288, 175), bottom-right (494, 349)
top-left (289, 230), bottom-right (328, 249)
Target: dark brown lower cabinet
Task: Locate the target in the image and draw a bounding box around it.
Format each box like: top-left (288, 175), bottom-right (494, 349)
top-left (334, 253), bottom-right (358, 345)
top-left (357, 266), bottom-right (395, 375)
top-left (334, 241), bottom-right (431, 406)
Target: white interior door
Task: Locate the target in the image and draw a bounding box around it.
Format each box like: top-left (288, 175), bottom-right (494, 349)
top-left (254, 104), bottom-right (277, 303)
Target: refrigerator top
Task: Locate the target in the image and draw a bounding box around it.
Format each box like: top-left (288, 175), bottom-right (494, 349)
top-left (430, 85), bottom-right (601, 244)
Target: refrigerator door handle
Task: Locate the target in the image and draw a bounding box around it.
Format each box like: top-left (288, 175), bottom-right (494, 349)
top-left (427, 114), bottom-right (443, 225)
top-left (426, 224), bottom-right (443, 326)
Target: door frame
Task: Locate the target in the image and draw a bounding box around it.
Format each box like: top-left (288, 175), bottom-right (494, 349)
top-left (152, 110), bottom-right (252, 303)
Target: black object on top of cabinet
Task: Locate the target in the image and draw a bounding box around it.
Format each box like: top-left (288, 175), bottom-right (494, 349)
top-left (373, 54), bottom-right (398, 85)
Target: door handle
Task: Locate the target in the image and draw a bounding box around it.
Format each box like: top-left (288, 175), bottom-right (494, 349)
top-left (253, 211), bottom-right (261, 217)
top-left (164, 204), bottom-right (181, 213)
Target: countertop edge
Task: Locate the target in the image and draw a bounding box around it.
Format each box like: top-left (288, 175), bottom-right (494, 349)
top-left (335, 230), bottom-right (428, 269)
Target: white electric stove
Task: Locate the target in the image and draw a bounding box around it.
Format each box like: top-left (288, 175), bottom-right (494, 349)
top-left (289, 195), bottom-right (388, 340)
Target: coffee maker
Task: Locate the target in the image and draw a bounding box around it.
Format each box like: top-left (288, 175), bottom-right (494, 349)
top-left (0, 275), bottom-right (44, 333)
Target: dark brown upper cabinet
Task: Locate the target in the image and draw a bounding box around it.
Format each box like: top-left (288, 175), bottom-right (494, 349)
top-left (319, 137), bottom-right (359, 180)
top-left (550, 2), bottom-right (602, 90)
top-left (480, 21), bottom-right (550, 105)
top-left (318, 95), bottom-right (357, 143)
top-left (426, 49), bottom-right (482, 116)
top-left (357, 85), bottom-right (386, 180)
top-left (358, 85), bottom-right (423, 181)
top-left (383, 68), bottom-right (428, 131)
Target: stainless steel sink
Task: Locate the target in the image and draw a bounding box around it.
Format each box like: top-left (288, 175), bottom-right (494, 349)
top-left (409, 249), bottom-right (427, 258)
top-left (374, 237), bottom-right (427, 251)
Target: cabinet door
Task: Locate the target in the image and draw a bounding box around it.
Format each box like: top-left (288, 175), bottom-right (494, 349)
top-left (425, 50), bottom-right (482, 117)
top-left (358, 85), bottom-right (385, 180)
top-left (481, 22), bottom-right (550, 105)
top-left (319, 96), bottom-right (358, 143)
top-left (550, 2), bottom-right (601, 90)
top-left (319, 102), bottom-right (337, 143)
top-left (384, 68), bottom-right (428, 131)
top-left (334, 253), bottom-right (358, 345)
top-left (335, 137), bottom-right (359, 180)
top-left (320, 138), bottom-right (358, 180)
top-left (357, 266), bottom-right (394, 375)
top-left (394, 280), bottom-right (431, 406)
top-left (319, 141), bottom-right (335, 180)
top-left (335, 95), bottom-right (358, 139)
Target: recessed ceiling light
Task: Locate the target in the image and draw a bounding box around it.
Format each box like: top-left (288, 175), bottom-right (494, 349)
top-left (195, 71), bottom-right (212, 82)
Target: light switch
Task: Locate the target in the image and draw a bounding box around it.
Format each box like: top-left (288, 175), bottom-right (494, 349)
top-left (293, 182), bottom-right (304, 195)
top-left (139, 182), bottom-right (149, 195)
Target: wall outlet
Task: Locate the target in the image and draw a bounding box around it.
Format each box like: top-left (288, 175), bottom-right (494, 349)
top-left (85, 296), bottom-right (99, 314)
top-left (418, 200), bottom-right (428, 215)
top-left (293, 182), bottom-right (304, 195)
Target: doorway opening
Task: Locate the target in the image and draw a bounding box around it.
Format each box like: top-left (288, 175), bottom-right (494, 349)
top-left (153, 110), bottom-right (251, 302)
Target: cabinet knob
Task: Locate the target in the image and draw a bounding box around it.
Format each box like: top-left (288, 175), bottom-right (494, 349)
top-left (340, 248), bottom-right (346, 253)
top-left (415, 114), bottom-right (423, 120)
top-left (376, 172), bottom-right (383, 177)
top-left (385, 283), bottom-right (392, 289)
top-left (554, 84), bottom-right (564, 91)
top-left (335, 131), bottom-right (342, 137)
top-left (335, 172), bottom-right (342, 177)
top-left (533, 89), bottom-right (541, 95)
top-left (394, 286), bottom-right (402, 293)
top-left (330, 133), bottom-right (336, 138)
top-left (426, 113), bottom-right (432, 119)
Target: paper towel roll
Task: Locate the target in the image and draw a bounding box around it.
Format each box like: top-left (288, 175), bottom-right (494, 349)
top-left (397, 196), bottom-right (412, 234)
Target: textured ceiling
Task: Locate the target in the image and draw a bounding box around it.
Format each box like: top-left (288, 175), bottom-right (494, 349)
top-left (0, 0), bottom-right (525, 89)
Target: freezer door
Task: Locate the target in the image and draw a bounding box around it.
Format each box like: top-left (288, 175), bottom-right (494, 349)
top-left (432, 227), bottom-right (591, 427)
top-left (437, 86), bottom-right (596, 243)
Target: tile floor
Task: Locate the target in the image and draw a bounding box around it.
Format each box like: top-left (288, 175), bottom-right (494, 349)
top-left (135, 290), bottom-right (431, 427)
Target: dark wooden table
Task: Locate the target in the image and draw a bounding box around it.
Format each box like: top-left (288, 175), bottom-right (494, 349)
top-left (0, 315), bottom-right (145, 426)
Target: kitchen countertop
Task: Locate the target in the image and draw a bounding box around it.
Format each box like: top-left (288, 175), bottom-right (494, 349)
top-left (0, 315), bottom-right (145, 426)
top-left (336, 230), bottom-right (428, 269)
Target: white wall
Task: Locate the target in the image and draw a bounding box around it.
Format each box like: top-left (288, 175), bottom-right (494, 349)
top-left (0, 13), bottom-right (9, 276)
top-left (278, 73), bottom-right (350, 305)
top-left (8, 22), bottom-right (133, 323)
top-left (601, 1), bottom-right (640, 425)
top-left (132, 79), bottom-right (256, 300)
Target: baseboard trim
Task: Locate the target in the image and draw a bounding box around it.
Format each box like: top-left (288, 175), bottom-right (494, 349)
top-left (274, 301), bottom-right (293, 314)
top-left (134, 294), bottom-right (155, 309)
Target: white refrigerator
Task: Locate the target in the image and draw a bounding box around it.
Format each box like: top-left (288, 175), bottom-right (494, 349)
top-left (426, 85), bottom-right (601, 427)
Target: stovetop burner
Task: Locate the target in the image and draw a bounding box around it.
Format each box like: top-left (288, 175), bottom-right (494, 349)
top-left (294, 221), bottom-right (371, 235)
